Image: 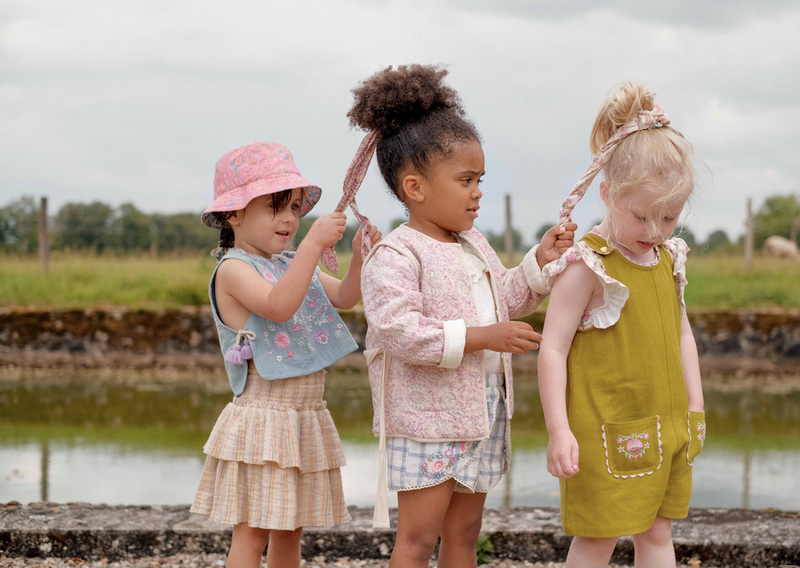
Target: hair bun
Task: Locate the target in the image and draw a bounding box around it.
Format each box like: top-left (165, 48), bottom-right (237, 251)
top-left (347, 64), bottom-right (464, 136)
top-left (591, 82), bottom-right (656, 154)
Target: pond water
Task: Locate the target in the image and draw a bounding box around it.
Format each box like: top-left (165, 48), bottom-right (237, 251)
top-left (1, 371), bottom-right (799, 510)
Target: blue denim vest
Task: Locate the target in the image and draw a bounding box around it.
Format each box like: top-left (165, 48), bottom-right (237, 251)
top-left (210, 248), bottom-right (358, 395)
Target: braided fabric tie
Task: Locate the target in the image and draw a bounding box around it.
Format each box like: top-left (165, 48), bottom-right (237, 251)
top-left (320, 131), bottom-right (379, 274)
top-left (558, 104), bottom-right (670, 226)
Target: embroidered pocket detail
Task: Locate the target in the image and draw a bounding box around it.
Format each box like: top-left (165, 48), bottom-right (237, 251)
top-left (687, 411), bottom-right (706, 466)
top-left (601, 415), bottom-right (662, 478)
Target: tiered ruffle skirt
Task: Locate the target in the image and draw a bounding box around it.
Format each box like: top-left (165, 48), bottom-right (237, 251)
top-left (191, 370), bottom-right (351, 530)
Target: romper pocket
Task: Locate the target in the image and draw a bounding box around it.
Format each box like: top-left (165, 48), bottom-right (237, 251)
top-left (602, 415), bottom-right (663, 478)
top-left (687, 411), bottom-right (707, 466)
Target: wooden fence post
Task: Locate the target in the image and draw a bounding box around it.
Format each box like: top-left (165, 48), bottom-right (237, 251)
top-left (744, 197), bottom-right (753, 273)
top-left (505, 194), bottom-right (514, 267)
top-left (38, 197), bottom-right (50, 273)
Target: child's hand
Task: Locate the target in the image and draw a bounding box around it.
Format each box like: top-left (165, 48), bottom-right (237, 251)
top-left (536, 222), bottom-right (578, 267)
top-left (351, 223), bottom-right (382, 264)
top-left (303, 213), bottom-right (347, 253)
top-left (547, 427), bottom-right (580, 478)
top-left (483, 321), bottom-right (542, 354)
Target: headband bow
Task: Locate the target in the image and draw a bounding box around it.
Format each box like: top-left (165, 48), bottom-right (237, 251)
top-left (321, 131), bottom-right (379, 274)
top-left (557, 104), bottom-right (670, 225)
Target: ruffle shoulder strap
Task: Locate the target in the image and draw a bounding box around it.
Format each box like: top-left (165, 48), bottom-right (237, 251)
top-left (542, 238), bottom-right (630, 330)
top-left (663, 237), bottom-right (690, 317)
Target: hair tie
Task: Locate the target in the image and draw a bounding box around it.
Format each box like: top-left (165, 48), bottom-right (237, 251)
top-left (321, 130), bottom-right (379, 274)
top-left (558, 104), bottom-right (670, 225)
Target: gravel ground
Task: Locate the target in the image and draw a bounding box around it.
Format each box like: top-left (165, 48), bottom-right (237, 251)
top-left (0, 555), bottom-right (710, 568)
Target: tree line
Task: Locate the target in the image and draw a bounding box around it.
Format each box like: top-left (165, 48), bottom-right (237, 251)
top-left (0, 194), bottom-right (796, 255)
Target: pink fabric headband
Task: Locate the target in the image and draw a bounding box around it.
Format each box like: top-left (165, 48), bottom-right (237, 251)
top-left (558, 104), bottom-right (670, 225)
top-left (321, 131), bottom-right (379, 274)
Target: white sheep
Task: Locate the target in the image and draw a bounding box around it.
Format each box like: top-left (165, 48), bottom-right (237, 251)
top-left (763, 235), bottom-right (800, 260)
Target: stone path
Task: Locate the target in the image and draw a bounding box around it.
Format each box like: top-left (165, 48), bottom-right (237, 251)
top-left (2, 504), bottom-right (799, 568)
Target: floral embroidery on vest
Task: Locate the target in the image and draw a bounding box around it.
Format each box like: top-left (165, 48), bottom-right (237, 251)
top-left (696, 422), bottom-right (706, 447)
top-left (420, 441), bottom-right (479, 480)
top-left (616, 431), bottom-right (651, 461)
top-left (235, 250), bottom-right (349, 363)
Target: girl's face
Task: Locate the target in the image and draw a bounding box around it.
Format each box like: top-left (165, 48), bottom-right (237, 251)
top-left (604, 184), bottom-right (687, 257)
top-left (229, 187), bottom-right (303, 257)
top-left (404, 139), bottom-right (485, 242)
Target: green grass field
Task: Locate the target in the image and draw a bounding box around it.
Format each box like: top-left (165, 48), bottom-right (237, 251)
top-left (0, 251), bottom-right (797, 309)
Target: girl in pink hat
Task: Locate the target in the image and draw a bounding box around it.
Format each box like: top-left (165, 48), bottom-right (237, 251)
top-left (347, 65), bottom-right (576, 567)
top-left (191, 141), bottom-right (380, 568)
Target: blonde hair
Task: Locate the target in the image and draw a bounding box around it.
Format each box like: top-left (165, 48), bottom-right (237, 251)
top-left (591, 82), bottom-right (693, 238)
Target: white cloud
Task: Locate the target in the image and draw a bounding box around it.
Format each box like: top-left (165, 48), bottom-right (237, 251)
top-left (1, 0), bottom-right (798, 244)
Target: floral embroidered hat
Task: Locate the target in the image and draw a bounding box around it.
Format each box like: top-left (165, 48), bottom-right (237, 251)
top-left (202, 142), bottom-right (322, 229)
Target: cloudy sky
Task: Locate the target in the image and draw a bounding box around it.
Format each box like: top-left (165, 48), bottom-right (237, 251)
top-left (2, 0), bottom-right (799, 243)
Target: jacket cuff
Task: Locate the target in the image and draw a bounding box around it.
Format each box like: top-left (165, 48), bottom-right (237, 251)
top-left (439, 319), bottom-right (466, 369)
top-left (522, 244), bottom-right (551, 295)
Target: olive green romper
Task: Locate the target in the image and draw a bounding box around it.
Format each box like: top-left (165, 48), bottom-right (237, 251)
top-left (561, 233), bottom-right (705, 538)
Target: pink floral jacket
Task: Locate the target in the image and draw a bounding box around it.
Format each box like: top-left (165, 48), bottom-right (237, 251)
top-left (361, 224), bottom-right (550, 442)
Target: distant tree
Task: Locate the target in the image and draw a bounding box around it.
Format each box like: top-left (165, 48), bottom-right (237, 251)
top-left (294, 215), bottom-right (317, 249)
top-left (55, 202), bottom-right (114, 252)
top-left (535, 222), bottom-right (555, 243)
top-left (754, 194), bottom-right (800, 248)
top-left (674, 225), bottom-right (697, 248)
top-left (152, 213), bottom-right (218, 252)
top-left (486, 228), bottom-right (525, 252)
top-left (0, 197), bottom-right (39, 253)
top-left (337, 224), bottom-right (358, 252)
top-left (391, 217), bottom-right (407, 230)
top-left (113, 203), bottom-right (153, 251)
top-left (705, 229), bottom-right (730, 251)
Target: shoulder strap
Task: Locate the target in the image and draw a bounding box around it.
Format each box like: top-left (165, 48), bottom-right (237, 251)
top-left (580, 232), bottom-right (613, 256)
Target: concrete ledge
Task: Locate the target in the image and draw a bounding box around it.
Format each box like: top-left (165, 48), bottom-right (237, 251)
top-left (1, 503), bottom-right (798, 567)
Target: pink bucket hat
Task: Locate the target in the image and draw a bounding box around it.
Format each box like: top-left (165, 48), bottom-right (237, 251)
top-left (202, 142), bottom-right (322, 229)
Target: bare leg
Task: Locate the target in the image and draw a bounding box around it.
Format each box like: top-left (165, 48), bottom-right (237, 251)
top-left (227, 523), bottom-right (269, 568)
top-left (390, 479), bottom-right (456, 568)
top-left (265, 528), bottom-right (303, 568)
top-left (632, 516), bottom-right (675, 568)
top-left (565, 535), bottom-right (618, 568)
top-left (438, 490), bottom-right (487, 568)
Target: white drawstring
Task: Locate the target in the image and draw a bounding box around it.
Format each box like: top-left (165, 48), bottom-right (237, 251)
top-left (364, 347), bottom-right (391, 529)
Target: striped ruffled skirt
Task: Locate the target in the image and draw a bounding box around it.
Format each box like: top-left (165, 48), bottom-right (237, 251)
top-left (191, 370), bottom-right (350, 530)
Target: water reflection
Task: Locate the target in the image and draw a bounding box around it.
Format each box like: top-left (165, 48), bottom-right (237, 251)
top-left (1, 372), bottom-right (799, 510)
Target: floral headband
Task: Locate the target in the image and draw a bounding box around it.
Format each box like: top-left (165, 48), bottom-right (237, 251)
top-left (558, 104), bottom-right (670, 225)
top-left (320, 131), bottom-right (379, 274)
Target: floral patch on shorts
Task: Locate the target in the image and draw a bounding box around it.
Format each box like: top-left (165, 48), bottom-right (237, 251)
top-left (420, 441), bottom-right (480, 481)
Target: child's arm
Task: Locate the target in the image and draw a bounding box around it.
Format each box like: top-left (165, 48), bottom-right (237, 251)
top-left (464, 322), bottom-right (541, 355)
top-left (319, 223), bottom-right (382, 310)
top-left (363, 246), bottom-right (543, 368)
top-left (538, 259), bottom-right (599, 478)
top-left (681, 312), bottom-right (704, 411)
top-left (362, 246), bottom-right (456, 366)
top-left (215, 213), bottom-right (346, 325)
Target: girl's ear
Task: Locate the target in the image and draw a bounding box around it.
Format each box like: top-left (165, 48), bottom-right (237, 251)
top-left (401, 173), bottom-right (425, 204)
top-left (227, 209), bottom-right (244, 227)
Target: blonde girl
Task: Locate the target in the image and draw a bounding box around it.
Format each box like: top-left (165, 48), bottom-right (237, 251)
top-left (347, 64), bottom-right (576, 568)
top-left (538, 83), bottom-right (705, 567)
top-left (191, 142), bottom-right (380, 568)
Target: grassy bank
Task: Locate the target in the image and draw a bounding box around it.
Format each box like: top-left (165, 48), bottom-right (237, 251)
top-left (0, 251), bottom-right (797, 309)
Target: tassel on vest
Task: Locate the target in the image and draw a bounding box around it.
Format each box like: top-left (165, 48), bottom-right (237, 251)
top-left (225, 330), bottom-right (257, 365)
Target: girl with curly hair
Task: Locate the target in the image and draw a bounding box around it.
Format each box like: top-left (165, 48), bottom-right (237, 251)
top-left (345, 64), bottom-right (576, 567)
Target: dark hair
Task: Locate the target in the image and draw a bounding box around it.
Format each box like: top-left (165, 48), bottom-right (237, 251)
top-left (209, 189), bottom-right (294, 248)
top-left (347, 64), bottom-right (481, 201)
